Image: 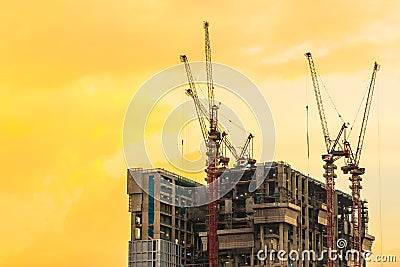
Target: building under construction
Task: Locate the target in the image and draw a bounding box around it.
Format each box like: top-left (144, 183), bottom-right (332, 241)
top-left (126, 21), bottom-right (378, 267)
top-left (127, 161), bottom-right (374, 267)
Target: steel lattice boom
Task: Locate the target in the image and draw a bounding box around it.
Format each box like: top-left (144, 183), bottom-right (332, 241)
top-left (305, 52), bottom-right (331, 153)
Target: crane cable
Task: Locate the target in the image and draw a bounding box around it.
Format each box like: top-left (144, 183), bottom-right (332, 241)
top-left (376, 79), bottom-right (383, 267)
top-left (347, 76), bottom-right (371, 140)
top-left (188, 68), bottom-right (250, 136)
top-left (221, 115), bottom-right (250, 134)
top-left (186, 71), bottom-right (248, 156)
top-left (305, 61), bottom-right (310, 176)
top-left (181, 80), bottom-right (185, 168)
top-left (317, 73), bottom-right (345, 124)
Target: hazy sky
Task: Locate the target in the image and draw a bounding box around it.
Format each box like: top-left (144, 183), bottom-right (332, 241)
top-left (1, 1), bottom-right (399, 266)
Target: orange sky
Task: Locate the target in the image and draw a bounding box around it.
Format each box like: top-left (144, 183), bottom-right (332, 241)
top-left (1, 1), bottom-right (399, 266)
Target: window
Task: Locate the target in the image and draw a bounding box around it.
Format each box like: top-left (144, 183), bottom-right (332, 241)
top-left (135, 227), bottom-right (142, 240)
top-left (135, 215), bottom-right (142, 224)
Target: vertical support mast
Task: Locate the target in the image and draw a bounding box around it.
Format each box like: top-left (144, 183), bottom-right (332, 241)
top-left (324, 161), bottom-right (336, 267)
top-left (204, 21), bottom-right (219, 267)
top-left (204, 21), bottom-right (215, 114)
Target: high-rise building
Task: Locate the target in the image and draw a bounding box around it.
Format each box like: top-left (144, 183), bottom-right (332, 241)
top-left (127, 162), bottom-right (374, 267)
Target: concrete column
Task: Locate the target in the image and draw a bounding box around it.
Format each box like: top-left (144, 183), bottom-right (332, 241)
top-left (312, 231), bottom-right (317, 267)
top-left (277, 162), bottom-right (285, 202)
top-left (293, 225), bottom-right (298, 267)
top-left (288, 172), bottom-right (292, 203)
top-left (298, 175), bottom-right (303, 260)
top-left (260, 226), bottom-right (266, 265)
top-left (298, 175), bottom-right (302, 205)
top-left (304, 179), bottom-right (310, 267)
top-left (284, 224), bottom-right (290, 267)
top-left (319, 233), bottom-right (323, 255)
top-left (172, 181), bottom-right (176, 241)
top-left (305, 231), bottom-right (310, 267)
top-left (131, 211), bottom-right (135, 241)
top-left (142, 193), bottom-right (149, 240)
top-left (304, 178), bottom-right (309, 201)
top-left (184, 220), bottom-right (187, 263)
top-left (251, 247), bottom-right (254, 266)
top-left (292, 173), bottom-right (297, 204)
top-left (279, 223), bottom-right (284, 267)
top-left (154, 178), bottom-right (161, 239)
top-left (234, 255), bottom-right (240, 267)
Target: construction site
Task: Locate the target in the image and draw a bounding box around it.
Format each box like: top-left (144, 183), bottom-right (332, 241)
top-left (127, 22), bottom-right (379, 267)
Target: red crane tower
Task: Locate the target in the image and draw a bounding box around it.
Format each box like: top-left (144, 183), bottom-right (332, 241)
top-left (180, 51), bottom-right (220, 267)
top-left (180, 22), bottom-right (256, 267)
top-left (305, 52), bottom-right (349, 267)
top-left (204, 21), bottom-right (219, 266)
top-left (342, 62), bottom-right (380, 267)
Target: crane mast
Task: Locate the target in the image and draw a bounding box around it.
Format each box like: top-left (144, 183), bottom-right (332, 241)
top-left (342, 62), bottom-right (379, 267)
top-left (203, 21), bottom-right (220, 267)
top-left (305, 52), bottom-right (348, 267)
top-left (204, 21), bottom-right (215, 114)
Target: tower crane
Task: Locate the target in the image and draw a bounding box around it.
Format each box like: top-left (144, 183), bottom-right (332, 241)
top-left (180, 55), bottom-right (256, 166)
top-left (180, 21), bottom-right (256, 267)
top-left (237, 133), bottom-right (255, 165)
top-left (305, 52), bottom-right (349, 267)
top-left (180, 51), bottom-right (221, 267)
top-left (341, 62), bottom-right (380, 267)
